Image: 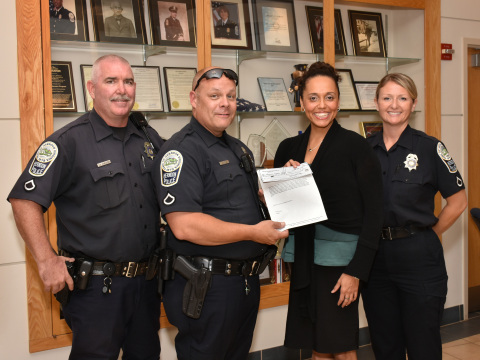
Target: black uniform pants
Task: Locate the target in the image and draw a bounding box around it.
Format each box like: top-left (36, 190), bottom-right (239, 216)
top-left (62, 275), bottom-right (161, 360)
top-left (163, 273), bottom-right (260, 360)
top-left (362, 229), bottom-right (447, 360)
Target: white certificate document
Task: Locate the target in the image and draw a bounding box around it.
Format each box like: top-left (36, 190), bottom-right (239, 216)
top-left (258, 163), bottom-right (327, 230)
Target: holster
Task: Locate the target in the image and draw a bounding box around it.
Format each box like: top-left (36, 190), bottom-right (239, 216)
top-left (54, 258), bottom-right (93, 306)
top-left (257, 245), bottom-right (278, 275)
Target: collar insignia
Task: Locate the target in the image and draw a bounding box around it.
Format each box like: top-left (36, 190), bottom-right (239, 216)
top-left (144, 142), bottom-right (155, 160)
top-left (404, 153), bottom-right (419, 172)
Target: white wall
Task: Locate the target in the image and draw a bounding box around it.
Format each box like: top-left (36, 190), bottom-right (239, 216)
top-left (2, 0), bottom-right (479, 358)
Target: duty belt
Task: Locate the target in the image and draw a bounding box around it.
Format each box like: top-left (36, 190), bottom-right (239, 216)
top-left (381, 225), bottom-right (430, 240)
top-left (91, 261), bottom-right (149, 277)
top-left (187, 256), bottom-right (262, 276)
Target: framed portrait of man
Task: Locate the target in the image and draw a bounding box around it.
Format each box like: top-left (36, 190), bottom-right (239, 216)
top-left (348, 10), bottom-right (386, 57)
top-left (210, 0), bottom-right (253, 50)
top-left (149, 0), bottom-right (196, 47)
top-left (49, 0), bottom-right (89, 41)
top-left (91, 0), bottom-right (146, 44)
top-left (305, 6), bottom-right (346, 55)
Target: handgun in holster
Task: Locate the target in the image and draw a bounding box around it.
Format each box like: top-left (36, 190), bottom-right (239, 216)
top-left (54, 258), bottom-right (93, 306)
top-left (257, 245), bottom-right (277, 274)
top-left (173, 255), bottom-right (212, 319)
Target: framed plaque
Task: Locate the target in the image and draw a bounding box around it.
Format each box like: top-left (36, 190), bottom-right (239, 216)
top-left (336, 69), bottom-right (360, 111)
top-left (91, 0), bottom-right (146, 44)
top-left (163, 67), bottom-right (196, 111)
top-left (355, 81), bottom-right (378, 110)
top-left (305, 6), bottom-right (346, 55)
top-left (210, 0), bottom-right (253, 50)
top-left (149, 0), bottom-right (196, 47)
top-left (131, 66), bottom-right (164, 112)
top-left (360, 121), bottom-right (383, 138)
top-left (50, 0), bottom-right (89, 41)
top-left (252, 0), bottom-right (298, 52)
top-left (80, 64), bottom-right (93, 111)
top-left (51, 61), bottom-right (77, 112)
top-left (348, 10), bottom-right (386, 57)
top-left (257, 77), bottom-right (292, 112)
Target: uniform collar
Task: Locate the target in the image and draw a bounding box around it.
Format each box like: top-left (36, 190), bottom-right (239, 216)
top-left (89, 109), bottom-right (143, 142)
top-left (190, 116), bottom-right (226, 148)
top-left (370, 124), bottom-right (414, 151)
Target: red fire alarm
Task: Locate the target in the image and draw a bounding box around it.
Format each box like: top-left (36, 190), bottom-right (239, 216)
top-left (441, 43), bottom-right (454, 60)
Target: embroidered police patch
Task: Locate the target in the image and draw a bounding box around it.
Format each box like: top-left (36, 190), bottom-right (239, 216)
top-left (28, 141), bottom-right (58, 177)
top-left (437, 142), bottom-right (457, 173)
top-left (161, 150), bottom-right (183, 187)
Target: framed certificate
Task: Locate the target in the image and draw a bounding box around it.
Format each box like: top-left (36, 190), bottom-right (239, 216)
top-left (305, 6), bottom-right (346, 55)
top-left (336, 69), bottom-right (360, 111)
top-left (131, 66), bottom-right (164, 112)
top-left (355, 81), bottom-right (378, 110)
top-left (50, 0), bottom-right (89, 41)
top-left (80, 65), bottom-right (164, 112)
top-left (257, 77), bottom-right (292, 112)
top-left (360, 121), bottom-right (383, 138)
top-left (51, 61), bottom-right (77, 112)
top-left (163, 67), bottom-right (197, 111)
top-left (252, 0), bottom-right (298, 52)
top-left (348, 10), bottom-right (386, 57)
top-left (91, 0), bottom-right (146, 44)
top-left (149, 0), bottom-right (196, 47)
top-left (210, 0), bottom-right (253, 50)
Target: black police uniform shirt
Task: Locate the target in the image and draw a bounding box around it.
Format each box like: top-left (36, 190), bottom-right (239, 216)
top-left (214, 19), bottom-right (239, 39)
top-left (164, 16), bottom-right (183, 40)
top-left (8, 109), bottom-right (164, 262)
top-left (367, 125), bottom-right (465, 228)
top-left (153, 117), bottom-right (266, 260)
top-left (50, 7), bottom-right (75, 34)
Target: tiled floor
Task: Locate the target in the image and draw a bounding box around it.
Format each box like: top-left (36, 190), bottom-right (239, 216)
top-left (356, 313), bottom-right (480, 360)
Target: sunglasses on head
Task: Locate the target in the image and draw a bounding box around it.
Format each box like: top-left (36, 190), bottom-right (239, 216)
top-left (193, 68), bottom-right (238, 91)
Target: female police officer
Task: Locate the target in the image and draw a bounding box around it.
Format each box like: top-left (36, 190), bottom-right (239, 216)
top-left (362, 73), bottom-right (467, 360)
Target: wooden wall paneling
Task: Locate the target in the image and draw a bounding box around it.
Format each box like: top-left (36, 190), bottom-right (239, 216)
top-left (342, 0), bottom-right (425, 9)
top-left (323, 0), bottom-right (336, 66)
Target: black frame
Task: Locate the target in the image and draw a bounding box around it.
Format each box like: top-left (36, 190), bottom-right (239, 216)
top-left (360, 121), bottom-right (383, 138)
top-left (50, 0), bottom-right (89, 41)
top-left (163, 67), bottom-right (197, 111)
top-left (91, 0), bottom-right (147, 44)
top-left (336, 68), bottom-right (361, 111)
top-left (149, 0), bottom-right (196, 47)
top-left (252, 0), bottom-right (298, 52)
top-left (348, 10), bottom-right (386, 57)
top-left (305, 6), bottom-right (346, 55)
top-left (51, 61), bottom-right (77, 112)
top-left (210, 0), bottom-right (253, 50)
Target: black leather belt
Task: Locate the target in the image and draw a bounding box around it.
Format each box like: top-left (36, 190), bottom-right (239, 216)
top-left (187, 256), bottom-right (262, 276)
top-left (381, 225), bottom-right (430, 240)
top-left (91, 261), bottom-right (148, 277)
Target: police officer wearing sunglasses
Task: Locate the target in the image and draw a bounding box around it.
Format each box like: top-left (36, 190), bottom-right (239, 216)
top-left (153, 67), bottom-right (289, 359)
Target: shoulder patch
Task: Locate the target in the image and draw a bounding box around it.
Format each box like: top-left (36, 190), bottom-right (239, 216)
top-left (29, 141), bottom-right (58, 177)
top-left (161, 150), bottom-right (183, 187)
top-left (437, 142), bottom-right (457, 173)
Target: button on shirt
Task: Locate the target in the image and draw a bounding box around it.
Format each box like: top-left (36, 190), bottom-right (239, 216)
top-left (367, 125), bottom-right (465, 228)
top-left (153, 117), bottom-right (266, 260)
top-left (8, 110), bottom-right (164, 261)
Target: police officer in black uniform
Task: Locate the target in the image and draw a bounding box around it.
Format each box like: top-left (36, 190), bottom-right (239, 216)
top-left (8, 55), bottom-right (164, 359)
top-left (362, 73), bottom-right (467, 360)
top-left (50, 0), bottom-right (75, 34)
top-left (153, 67), bottom-right (288, 360)
top-left (214, 6), bottom-right (239, 39)
top-left (164, 6), bottom-right (184, 41)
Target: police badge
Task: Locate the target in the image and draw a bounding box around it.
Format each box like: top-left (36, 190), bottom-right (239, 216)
top-left (404, 153), bottom-right (419, 172)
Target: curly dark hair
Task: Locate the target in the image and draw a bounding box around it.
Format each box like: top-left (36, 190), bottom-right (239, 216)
top-left (298, 61), bottom-right (341, 99)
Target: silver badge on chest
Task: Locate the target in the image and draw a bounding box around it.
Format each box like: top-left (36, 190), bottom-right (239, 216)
top-left (404, 153), bottom-right (419, 172)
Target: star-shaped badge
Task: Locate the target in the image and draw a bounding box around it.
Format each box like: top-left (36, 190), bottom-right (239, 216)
top-left (404, 154), bottom-right (419, 172)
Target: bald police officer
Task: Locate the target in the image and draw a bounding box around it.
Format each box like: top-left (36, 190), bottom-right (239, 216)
top-left (153, 67), bottom-right (288, 359)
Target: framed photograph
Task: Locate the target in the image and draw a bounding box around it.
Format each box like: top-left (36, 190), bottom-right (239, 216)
top-left (252, 0), bottom-right (298, 52)
top-left (80, 65), bottom-right (163, 112)
top-left (348, 10), bottom-right (386, 57)
top-left (336, 69), bottom-right (360, 111)
top-left (257, 78), bottom-right (292, 112)
top-left (355, 81), bottom-right (378, 110)
top-left (210, 0), bottom-right (253, 50)
top-left (163, 67), bottom-right (197, 111)
top-left (360, 121), bottom-right (383, 138)
top-left (305, 6), bottom-right (346, 55)
top-left (91, 0), bottom-right (146, 44)
top-left (50, 0), bottom-right (89, 41)
top-left (149, 0), bottom-right (196, 47)
top-left (51, 61), bottom-right (77, 112)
